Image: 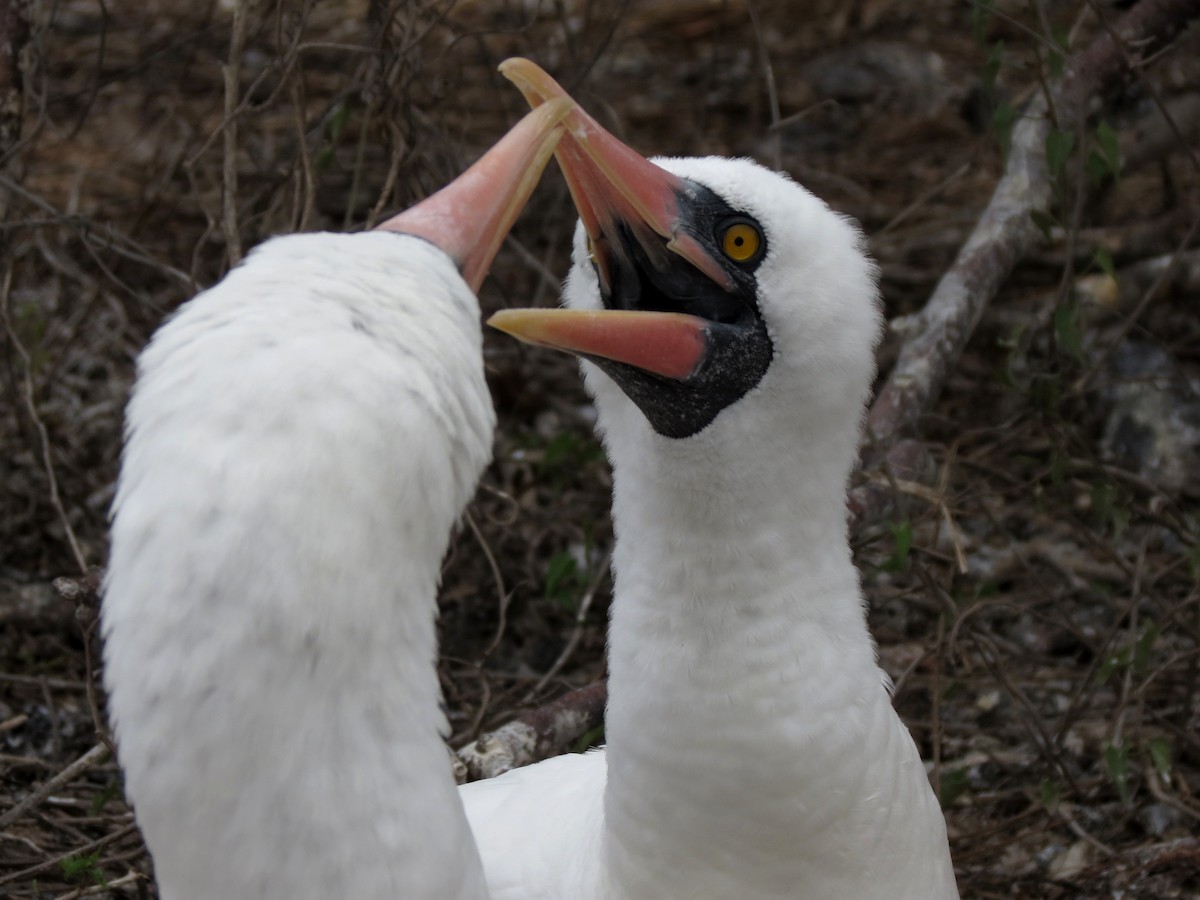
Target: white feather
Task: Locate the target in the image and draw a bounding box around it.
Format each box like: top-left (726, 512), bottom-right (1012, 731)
top-left (104, 232), bottom-right (494, 899)
top-left (466, 157), bottom-right (959, 899)
top-left (105, 157), bottom-right (957, 900)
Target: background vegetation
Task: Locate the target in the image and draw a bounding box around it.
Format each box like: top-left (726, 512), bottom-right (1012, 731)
top-left (1, 1), bottom-right (1197, 896)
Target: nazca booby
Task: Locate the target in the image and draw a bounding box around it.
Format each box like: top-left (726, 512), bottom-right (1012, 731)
top-left (101, 101), bottom-right (569, 899)
top-left (474, 59), bottom-right (960, 899)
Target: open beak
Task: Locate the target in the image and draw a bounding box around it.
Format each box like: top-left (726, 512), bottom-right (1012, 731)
top-left (377, 98), bottom-right (570, 293)
top-left (497, 57), bottom-right (733, 294)
top-left (488, 307), bottom-right (710, 380)
top-left (485, 58), bottom-right (731, 382)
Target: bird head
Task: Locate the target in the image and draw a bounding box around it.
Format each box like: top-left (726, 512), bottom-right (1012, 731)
top-left (489, 59), bottom-right (881, 459)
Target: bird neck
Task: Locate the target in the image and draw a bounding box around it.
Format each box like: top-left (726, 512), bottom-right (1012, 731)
top-left (104, 232), bottom-right (493, 899)
top-left (598, 403), bottom-right (919, 893)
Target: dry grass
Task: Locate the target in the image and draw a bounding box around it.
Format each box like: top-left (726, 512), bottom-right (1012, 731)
top-left (1, 0), bottom-right (1198, 896)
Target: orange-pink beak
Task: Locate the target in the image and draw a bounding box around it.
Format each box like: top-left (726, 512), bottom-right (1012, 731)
top-left (377, 98), bottom-right (569, 293)
top-left (486, 58), bottom-right (730, 382)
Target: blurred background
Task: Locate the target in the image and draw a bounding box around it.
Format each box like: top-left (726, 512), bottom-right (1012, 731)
top-left (1, 1), bottom-right (1198, 896)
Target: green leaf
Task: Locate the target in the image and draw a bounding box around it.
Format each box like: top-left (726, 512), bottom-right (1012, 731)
top-left (1046, 128), bottom-right (1075, 179)
top-left (1086, 123), bottom-right (1122, 185)
top-left (89, 777), bottom-right (123, 816)
top-left (60, 852), bottom-right (104, 886)
top-left (544, 551), bottom-right (581, 606)
top-left (1093, 246), bottom-right (1116, 279)
top-left (1047, 25), bottom-right (1070, 78)
top-left (1039, 777), bottom-right (1062, 811)
top-left (971, 0), bottom-right (996, 44)
top-left (1030, 208), bottom-right (1057, 241)
top-left (572, 724), bottom-right (605, 753)
top-left (981, 40), bottom-right (1004, 92)
top-left (884, 520), bottom-right (912, 572)
top-left (991, 100), bottom-right (1015, 156)
top-left (1133, 619), bottom-right (1159, 675)
top-left (1096, 647), bottom-right (1130, 686)
top-left (1149, 737), bottom-right (1173, 779)
top-left (1053, 302), bottom-right (1083, 363)
top-left (940, 768), bottom-right (969, 807)
top-left (1086, 151), bottom-right (1109, 184)
top-left (1105, 743), bottom-right (1132, 806)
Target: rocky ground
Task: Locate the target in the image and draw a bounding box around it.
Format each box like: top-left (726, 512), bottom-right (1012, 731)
top-left (1, 1), bottom-right (1198, 897)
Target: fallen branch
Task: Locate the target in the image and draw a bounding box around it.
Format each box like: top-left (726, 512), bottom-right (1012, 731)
top-left (456, 680), bottom-right (606, 781)
top-left (866, 0), bottom-right (1200, 450)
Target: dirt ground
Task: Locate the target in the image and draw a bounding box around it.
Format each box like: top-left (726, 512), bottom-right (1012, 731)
top-left (1, 0), bottom-right (1198, 897)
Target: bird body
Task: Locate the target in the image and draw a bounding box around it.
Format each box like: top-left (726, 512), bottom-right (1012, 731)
top-left (104, 233), bottom-right (495, 899)
top-left (483, 60), bottom-right (959, 899)
top-left (475, 155), bottom-right (958, 900)
top-left (104, 57), bottom-right (958, 899)
top-left (103, 103), bottom-right (567, 899)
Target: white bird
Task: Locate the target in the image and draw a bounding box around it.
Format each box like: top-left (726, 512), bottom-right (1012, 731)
top-left (101, 100), bottom-right (569, 899)
top-left (475, 59), bottom-right (960, 899)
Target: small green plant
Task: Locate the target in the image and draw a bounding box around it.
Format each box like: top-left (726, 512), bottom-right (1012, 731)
top-left (315, 101), bottom-right (353, 172)
top-left (573, 724), bottom-right (605, 753)
top-left (882, 520), bottom-right (912, 573)
top-left (1045, 128), bottom-right (1075, 182)
top-left (1045, 24), bottom-right (1070, 78)
top-left (544, 550), bottom-right (589, 610)
top-left (1149, 736), bottom-right (1173, 781)
top-left (1038, 777), bottom-right (1062, 812)
top-left (1104, 742), bottom-right (1132, 806)
top-left (1097, 619), bottom-right (1159, 685)
top-left (89, 776), bottom-right (123, 816)
top-left (939, 768), bottom-right (969, 807)
top-left (1091, 245), bottom-right (1116, 280)
top-left (537, 431), bottom-right (605, 483)
top-left (1052, 300), bottom-right (1084, 364)
top-left (60, 851), bottom-right (105, 887)
top-left (1086, 121), bottom-right (1121, 185)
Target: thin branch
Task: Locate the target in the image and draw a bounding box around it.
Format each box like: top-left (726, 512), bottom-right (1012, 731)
top-left (0, 742), bottom-right (109, 831)
top-left (0, 264), bottom-right (88, 572)
top-left (527, 547), bottom-right (612, 700)
top-left (222, 0), bottom-right (250, 265)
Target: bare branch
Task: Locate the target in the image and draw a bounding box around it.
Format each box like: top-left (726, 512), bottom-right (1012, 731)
top-left (456, 680), bottom-right (606, 782)
top-left (866, 0), bottom-right (1200, 450)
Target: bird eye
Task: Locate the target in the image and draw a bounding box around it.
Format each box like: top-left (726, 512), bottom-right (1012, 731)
top-left (719, 220), bottom-right (763, 264)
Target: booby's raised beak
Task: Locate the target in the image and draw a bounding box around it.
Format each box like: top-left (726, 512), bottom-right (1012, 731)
top-left (485, 58), bottom-right (741, 384)
top-left (377, 98), bottom-right (570, 293)
top-left (497, 58), bottom-right (734, 294)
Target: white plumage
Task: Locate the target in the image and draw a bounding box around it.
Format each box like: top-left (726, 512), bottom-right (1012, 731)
top-left (475, 58), bottom-right (959, 898)
top-left (102, 104), bottom-right (566, 899)
top-left (476, 156), bottom-right (959, 900)
top-left (104, 232), bottom-right (495, 898)
top-left (103, 60), bottom-right (958, 899)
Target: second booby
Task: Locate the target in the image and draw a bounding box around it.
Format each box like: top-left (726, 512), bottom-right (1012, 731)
top-left (102, 102), bottom-right (568, 899)
top-left (477, 59), bottom-right (960, 899)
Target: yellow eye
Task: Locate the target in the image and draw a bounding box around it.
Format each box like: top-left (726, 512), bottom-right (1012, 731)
top-left (720, 221), bottom-right (762, 263)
